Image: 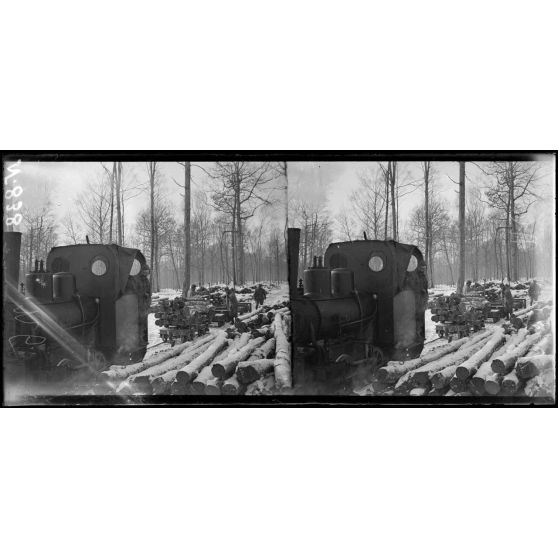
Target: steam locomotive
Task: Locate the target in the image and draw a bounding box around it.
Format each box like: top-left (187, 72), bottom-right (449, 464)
top-left (287, 228), bottom-right (428, 375)
top-left (4, 232), bottom-right (151, 374)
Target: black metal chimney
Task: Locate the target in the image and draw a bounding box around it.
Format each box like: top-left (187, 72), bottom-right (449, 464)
top-left (287, 228), bottom-right (301, 298)
top-left (3, 231), bottom-right (22, 287)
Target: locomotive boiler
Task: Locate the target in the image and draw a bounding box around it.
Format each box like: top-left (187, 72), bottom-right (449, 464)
top-left (288, 228), bottom-right (428, 370)
top-left (5, 233), bottom-right (151, 373)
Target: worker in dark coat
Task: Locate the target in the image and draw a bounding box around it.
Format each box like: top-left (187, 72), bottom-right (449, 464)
top-left (253, 284), bottom-right (267, 309)
top-left (502, 284), bottom-right (514, 320)
top-left (226, 287), bottom-right (239, 324)
top-left (528, 280), bottom-right (540, 305)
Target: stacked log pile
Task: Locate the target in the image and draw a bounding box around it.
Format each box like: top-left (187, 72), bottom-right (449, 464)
top-left (358, 302), bottom-right (554, 398)
top-left (429, 293), bottom-right (489, 329)
top-left (100, 303), bottom-right (291, 397)
top-left (153, 296), bottom-right (214, 343)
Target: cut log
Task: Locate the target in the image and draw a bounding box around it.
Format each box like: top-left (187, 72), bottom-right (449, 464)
top-left (501, 371), bottom-right (522, 395)
top-left (516, 354), bottom-right (554, 380)
top-left (245, 375), bottom-right (276, 395)
top-left (191, 365), bottom-right (214, 393)
top-left (236, 358), bottom-right (275, 385)
top-left (455, 329), bottom-right (506, 380)
top-left (524, 369), bottom-right (555, 398)
top-left (378, 329), bottom-right (492, 384)
top-left (491, 328), bottom-right (546, 375)
top-left (484, 372), bottom-right (503, 395)
top-left (211, 337), bottom-right (266, 379)
top-left (449, 375), bottom-right (468, 394)
top-left (248, 338), bottom-right (275, 361)
top-left (222, 374), bottom-right (246, 395)
top-left (204, 377), bottom-right (222, 395)
top-left (273, 313), bottom-right (291, 389)
top-left (430, 365), bottom-right (458, 390)
top-left (151, 332), bottom-right (229, 394)
top-left (427, 387), bottom-right (448, 396)
top-left (409, 387), bottom-right (429, 396)
top-left (395, 331), bottom-right (493, 393)
top-left (469, 329), bottom-right (529, 393)
top-left (127, 336), bottom-right (214, 391)
top-left (101, 335), bottom-right (214, 382)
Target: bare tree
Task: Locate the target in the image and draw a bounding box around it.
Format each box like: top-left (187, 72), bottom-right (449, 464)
top-left (60, 211), bottom-right (82, 245)
top-left (350, 167), bottom-right (386, 239)
top-left (483, 162), bottom-right (541, 281)
top-left (76, 173), bottom-right (112, 243)
top-left (173, 162), bottom-right (191, 296)
top-left (207, 162), bottom-right (281, 285)
top-left (457, 162), bottom-right (466, 294)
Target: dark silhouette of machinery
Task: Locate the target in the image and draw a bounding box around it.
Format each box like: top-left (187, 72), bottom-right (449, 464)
top-left (4, 233), bottom-right (151, 373)
top-left (288, 228), bottom-right (428, 375)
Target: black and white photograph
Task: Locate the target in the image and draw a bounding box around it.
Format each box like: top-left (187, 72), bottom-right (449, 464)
top-left (2, 4), bottom-right (557, 558)
top-left (2, 158), bottom-right (289, 404)
top-left (288, 158), bottom-right (556, 399)
top-left (2, 153), bottom-right (556, 404)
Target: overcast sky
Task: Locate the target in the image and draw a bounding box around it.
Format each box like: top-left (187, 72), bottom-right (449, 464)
top-left (10, 161), bottom-right (287, 240)
top-left (288, 158), bottom-right (555, 240)
top-left (6, 158), bottom-right (554, 245)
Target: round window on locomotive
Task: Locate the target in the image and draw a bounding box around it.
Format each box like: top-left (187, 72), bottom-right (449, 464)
top-left (368, 255), bottom-right (384, 272)
top-left (91, 257), bottom-right (108, 276)
top-left (130, 258), bottom-right (141, 276)
top-left (407, 255), bottom-right (418, 272)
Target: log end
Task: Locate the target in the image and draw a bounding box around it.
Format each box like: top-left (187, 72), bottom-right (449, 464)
top-left (211, 363), bottom-right (226, 379)
top-left (490, 359), bottom-right (506, 375)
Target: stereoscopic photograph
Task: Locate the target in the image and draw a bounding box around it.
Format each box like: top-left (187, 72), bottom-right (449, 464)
top-left (2, 153), bottom-right (556, 405)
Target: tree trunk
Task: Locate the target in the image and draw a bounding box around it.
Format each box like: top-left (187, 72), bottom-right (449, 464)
top-left (395, 330), bottom-right (493, 393)
top-left (183, 162), bottom-right (191, 297)
top-left (236, 358), bottom-right (275, 385)
top-left (376, 335), bottom-right (471, 384)
top-left (148, 162), bottom-right (156, 291)
top-left (156, 332), bottom-right (229, 392)
top-left (109, 162), bottom-right (115, 242)
top-left (423, 162), bottom-right (431, 287)
top-left (457, 162), bottom-right (466, 294)
top-left (273, 312), bottom-right (291, 389)
top-left (126, 336), bottom-right (215, 394)
top-left (490, 327), bottom-right (546, 375)
top-left (390, 162), bottom-right (397, 240)
top-left (211, 337), bottom-right (266, 380)
top-left (116, 162), bottom-right (123, 244)
top-left (455, 329), bottom-right (506, 380)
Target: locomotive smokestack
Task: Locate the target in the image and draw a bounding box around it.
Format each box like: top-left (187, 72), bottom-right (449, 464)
top-left (313, 256), bottom-right (318, 268)
top-left (39, 260), bottom-right (44, 272)
top-left (3, 231), bottom-right (22, 287)
top-left (318, 256), bottom-right (323, 268)
top-left (287, 228), bottom-right (301, 298)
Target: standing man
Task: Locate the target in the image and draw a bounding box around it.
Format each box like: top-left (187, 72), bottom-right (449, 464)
top-left (502, 284), bottom-right (514, 320)
top-left (528, 280), bottom-right (540, 306)
top-left (226, 287), bottom-right (239, 324)
top-left (253, 283), bottom-right (267, 309)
